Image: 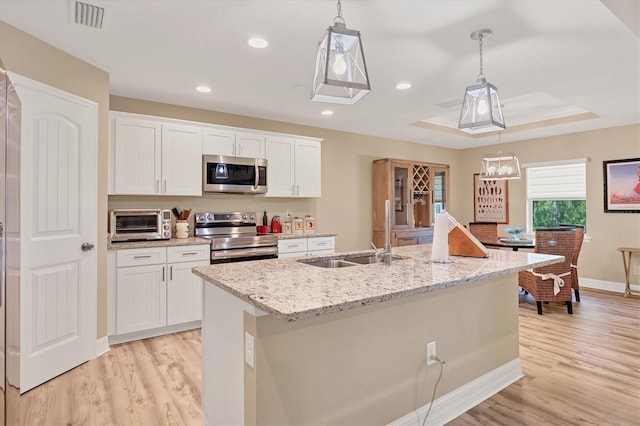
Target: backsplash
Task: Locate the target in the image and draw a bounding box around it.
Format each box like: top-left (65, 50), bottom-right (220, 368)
top-left (108, 194), bottom-right (317, 237)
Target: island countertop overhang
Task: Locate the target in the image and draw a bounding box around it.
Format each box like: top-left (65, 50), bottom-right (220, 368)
top-left (192, 245), bottom-right (563, 322)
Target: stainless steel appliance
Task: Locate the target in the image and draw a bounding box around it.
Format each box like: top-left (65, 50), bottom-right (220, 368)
top-left (202, 155), bottom-right (267, 194)
top-left (109, 209), bottom-right (172, 242)
top-left (195, 211), bottom-right (278, 263)
top-left (1, 58), bottom-right (21, 425)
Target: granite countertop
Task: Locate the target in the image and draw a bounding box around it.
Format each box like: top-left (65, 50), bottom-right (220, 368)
top-left (107, 237), bottom-right (211, 250)
top-left (277, 233), bottom-right (336, 240)
top-left (192, 245), bottom-right (563, 322)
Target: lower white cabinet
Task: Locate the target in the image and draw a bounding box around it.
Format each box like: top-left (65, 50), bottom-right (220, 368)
top-left (278, 236), bottom-right (335, 258)
top-left (108, 243), bottom-right (210, 342)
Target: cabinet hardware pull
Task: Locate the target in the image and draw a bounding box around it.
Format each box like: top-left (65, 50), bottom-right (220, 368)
top-left (170, 266), bottom-right (173, 281)
top-left (155, 179), bottom-right (159, 193)
top-left (133, 255), bottom-right (152, 259)
top-left (316, 242), bottom-right (327, 246)
top-left (162, 266), bottom-right (165, 282)
top-left (163, 180), bottom-right (167, 193)
top-left (181, 252), bottom-right (198, 256)
top-left (291, 184), bottom-right (295, 195)
top-left (296, 185), bottom-right (300, 195)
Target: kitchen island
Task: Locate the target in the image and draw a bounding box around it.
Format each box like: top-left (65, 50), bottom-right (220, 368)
top-left (193, 245), bottom-right (563, 425)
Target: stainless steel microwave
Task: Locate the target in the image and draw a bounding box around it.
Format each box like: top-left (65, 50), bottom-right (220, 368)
top-left (203, 155), bottom-right (267, 194)
top-left (109, 209), bottom-right (172, 242)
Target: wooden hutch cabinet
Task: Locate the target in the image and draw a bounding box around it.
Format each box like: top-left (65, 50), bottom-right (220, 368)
top-left (372, 158), bottom-right (450, 247)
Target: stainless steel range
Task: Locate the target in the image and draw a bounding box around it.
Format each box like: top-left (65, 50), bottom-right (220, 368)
top-left (194, 211), bottom-right (278, 263)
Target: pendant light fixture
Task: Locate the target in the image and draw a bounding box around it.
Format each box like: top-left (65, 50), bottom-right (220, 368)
top-left (311, 0), bottom-right (371, 104)
top-left (459, 29), bottom-right (505, 133)
top-left (479, 132), bottom-right (521, 180)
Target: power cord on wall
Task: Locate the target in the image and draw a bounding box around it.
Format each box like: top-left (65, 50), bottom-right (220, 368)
top-left (421, 357), bottom-right (445, 426)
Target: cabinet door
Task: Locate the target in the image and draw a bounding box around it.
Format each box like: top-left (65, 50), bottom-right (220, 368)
top-left (113, 117), bottom-right (162, 194)
top-left (203, 128), bottom-right (236, 156)
top-left (392, 163), bottom-right (413, 227)
top-left (167, 260), bottom-right (207, 325)
top-left (265, 136), bottom-right (295, 197)
top-left (294, 140), bottom-right (321, 198)
top-left (116, 264), bottom-right (167, 334)
top-left (278, 238), bottom-right (308, 255)
top-left (162, 124), bottom-right (203, 195)
top-left (236, 133), bottom-right (265, 158)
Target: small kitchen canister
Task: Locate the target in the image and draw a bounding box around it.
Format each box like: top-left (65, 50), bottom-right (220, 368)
top-left (304, 216), bottom-right (315, 234)
top-left (175, 220), bottom-right (189, 239)
top-left (283, 221), bottom-right (292, 234)
top-left (293, 217), bottom-right (304, 235)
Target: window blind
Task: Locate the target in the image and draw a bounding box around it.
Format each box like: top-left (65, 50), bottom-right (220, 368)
top-left (526, 163), bottom-right (586, 200)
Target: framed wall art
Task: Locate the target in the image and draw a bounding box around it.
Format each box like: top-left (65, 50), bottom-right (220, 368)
top-left (603, 157), bottom-right (640, 213)
top-left (473, 174), bottom-right (509, 223)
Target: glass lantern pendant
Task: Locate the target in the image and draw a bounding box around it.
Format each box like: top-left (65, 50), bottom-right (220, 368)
top-left (459, 29), bottom-right (505, 133)
top-left (311, 0), bottom-right (371, 104)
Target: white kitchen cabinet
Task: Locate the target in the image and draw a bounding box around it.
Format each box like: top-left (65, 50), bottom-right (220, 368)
top-left (112, 116), bottom-right (161, 195)
top-left (109, 243), bottom-right (209, 343)
top-left (203, 127), bottom-right (265, 158)
top-left (277, 236), bottom-right (335, 258)
top-left (265, 136), bottom-right (321, 198)
top-left (162, 124), bottom-right (203, 195)
top-left (110, 115), bottom-right (202, 195)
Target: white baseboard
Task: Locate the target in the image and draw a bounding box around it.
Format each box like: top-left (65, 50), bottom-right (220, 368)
top-left (95, 336), bottom-right (110, 358)
top-left (108, 321), bottom-right (201, 345)
top-left (580, 278), bottom-right (639, 294)
top-left (389, 358), bottom-right (523, 426)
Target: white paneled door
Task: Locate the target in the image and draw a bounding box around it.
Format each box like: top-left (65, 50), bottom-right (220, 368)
top-left (11, 73), bottom-right (97, 393)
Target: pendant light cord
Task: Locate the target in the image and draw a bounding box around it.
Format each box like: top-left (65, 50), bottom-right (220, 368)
top-left (334, 0), bottom-right (345, 25)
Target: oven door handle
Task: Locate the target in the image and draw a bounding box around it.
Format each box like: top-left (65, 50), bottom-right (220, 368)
top-left (211, 246), bottom-right (278, 259)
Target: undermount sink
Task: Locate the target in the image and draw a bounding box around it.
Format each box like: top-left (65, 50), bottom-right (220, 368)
top-left (298, 253), bottom-right (411, 268)
top-left (300, 258), bottom-right (359, 268)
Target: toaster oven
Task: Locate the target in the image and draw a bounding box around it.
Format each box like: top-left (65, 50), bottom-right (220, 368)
top-left (109, 209), bottom-right (172, 242)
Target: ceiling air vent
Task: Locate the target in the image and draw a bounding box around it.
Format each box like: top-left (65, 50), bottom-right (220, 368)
top-left (73, 1), bottom-right (105, 29)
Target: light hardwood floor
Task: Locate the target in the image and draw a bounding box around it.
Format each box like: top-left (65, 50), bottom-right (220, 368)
top-left (7, 289), bottom-right (640, 425)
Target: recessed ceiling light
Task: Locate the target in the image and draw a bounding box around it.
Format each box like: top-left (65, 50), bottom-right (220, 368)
top-left (396, 82), bottom-right (412, 90)
top-left (248, 38), bottom-right (268, 48)
top-left (321, 110), bottom-right (334, 116)
top-left (196, 85), bottom-right (212, 93)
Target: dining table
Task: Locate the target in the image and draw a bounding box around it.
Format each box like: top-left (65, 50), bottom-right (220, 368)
top-left (480, 238), bottom-right (535, 251)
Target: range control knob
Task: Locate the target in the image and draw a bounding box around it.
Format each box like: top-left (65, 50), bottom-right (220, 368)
top-left (249, 214), bottom-right (255, 220)
top-left (242, 214), bottom-right (248, 220)
top-left (196, 214), bottom-right (204, 222)
top-left (163, 224), bottom-right (170, 230)
top-left (206, 214), bottom-right (213, 221)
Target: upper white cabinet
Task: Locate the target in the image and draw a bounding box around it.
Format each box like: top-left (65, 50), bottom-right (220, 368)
top-left (110, 116), bottom-right (202, 195)
top-left (162, 124), bottom-right (203, 196)
top-left (265, 136), bottom-right (321, 198)
top-left (203, 128), bottom-right (265, 158)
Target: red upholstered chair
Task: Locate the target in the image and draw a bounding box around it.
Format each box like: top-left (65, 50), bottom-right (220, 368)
top-left (518, 227), bottom-right (577, 315)
top-left (560, 223), bottom-right (585, 302)
top-left (468, 222), bottom-right (498, 242)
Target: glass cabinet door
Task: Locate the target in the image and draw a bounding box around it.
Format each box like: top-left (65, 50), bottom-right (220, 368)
top-left (432, 167), bottom-right (448, 217)
top-left (393, 164), bottom-right (411, 227)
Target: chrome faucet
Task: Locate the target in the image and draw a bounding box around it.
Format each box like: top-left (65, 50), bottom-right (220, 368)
top-left (371, 200), bottom-right (393, 265)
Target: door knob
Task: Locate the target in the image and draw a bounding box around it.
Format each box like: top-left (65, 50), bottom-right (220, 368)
top-left (81, 242), bottom-right (95, 251)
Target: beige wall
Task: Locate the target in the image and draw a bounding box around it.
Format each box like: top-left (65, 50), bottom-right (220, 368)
top-left (247, 274), bottom-right (519, 424)
top-left (453, 124), bottom-right (640, 284)
top-left (0, 21), bottom-right (111, 337)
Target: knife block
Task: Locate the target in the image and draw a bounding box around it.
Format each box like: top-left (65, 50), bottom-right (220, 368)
top-left (449, 224), bottom-right (489, 258)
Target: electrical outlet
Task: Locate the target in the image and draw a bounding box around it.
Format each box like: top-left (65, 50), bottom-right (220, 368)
top-left (286, 209), bottom-right (292, 218)
top-left (426, 341), bottom-right (437, 366)
top-left (245, 332), bottom-right (255, 368)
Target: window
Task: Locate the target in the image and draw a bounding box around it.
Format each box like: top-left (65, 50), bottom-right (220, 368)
top-left (525, 160), bottom-right (587, 232)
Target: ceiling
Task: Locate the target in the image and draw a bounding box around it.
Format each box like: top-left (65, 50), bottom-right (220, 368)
top-left (1, 0), bottom-right (638, 149)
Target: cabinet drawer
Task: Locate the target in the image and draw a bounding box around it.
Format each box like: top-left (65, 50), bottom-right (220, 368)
top-left (307, 237), bottom-right (335, 252)
top-left (278, 238), bottom-right (308, 254)
top-left (117, 247), bottom-right (166, 267)
top-left (167, 244), bottom-right (210, 263)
